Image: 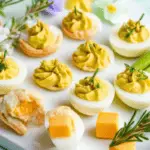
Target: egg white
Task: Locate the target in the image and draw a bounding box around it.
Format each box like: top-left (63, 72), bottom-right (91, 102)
top-left (69, 80), bottom-right (115, 116)
top-left (0, 56), bottom-right (27, 95)
top-left (114, 79), bottom-right (150, 109)
top-left (109, 25), bottom-right (150, 58)
top-left (45, 109), bottom-right (85, 150)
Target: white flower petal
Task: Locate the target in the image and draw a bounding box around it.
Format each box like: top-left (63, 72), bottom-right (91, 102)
top-left (93, 0), bottom-right (114, 9)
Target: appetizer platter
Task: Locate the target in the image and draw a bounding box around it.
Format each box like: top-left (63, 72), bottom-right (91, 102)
top-left (0, 0), bottom-right (150, 150)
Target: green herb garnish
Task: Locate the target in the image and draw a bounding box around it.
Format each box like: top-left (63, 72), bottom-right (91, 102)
top-left (0, 50), bottom-right (7, 72)
top-left (110, 110), bottom-right (150, 147)
top-left (125, 63), bottom-right (148, 81)
top-left (125, 13), bottom-right (145, 38)
top-left (0, 0), bottom-right (53, 48)
top-left (74, 6), bottom-right (77, 15)
top-left (0, 0), bottom-right (24, 17)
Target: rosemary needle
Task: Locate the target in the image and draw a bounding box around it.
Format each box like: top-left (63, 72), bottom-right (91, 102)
top-left (110, 110), bottom-right (150, 147)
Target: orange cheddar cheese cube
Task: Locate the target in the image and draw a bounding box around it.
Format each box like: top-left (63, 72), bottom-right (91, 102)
top-left (109, 142), bottom-right (136, 150)
top-left (96, 112), bottom-right (119, 139)
top-left (49, 115), bottom-right (74, 138)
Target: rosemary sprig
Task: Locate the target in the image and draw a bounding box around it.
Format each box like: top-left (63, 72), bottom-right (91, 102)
top-left (0, 0), bottom-right (24, 17)
top-left (125, 64), bottom-right (148, 81)
top-left (110, 110), bottom-right (150, 147)
top-left (0, 0), bottom-right (53, 48)
top-left (125, 13), bottom-right (145, 38)
top-left (0, 50), bottom-right (7, 72)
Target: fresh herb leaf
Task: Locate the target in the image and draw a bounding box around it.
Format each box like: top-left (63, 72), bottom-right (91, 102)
top-left (0, 50), bottom-right (7, 72)
top-left (110, 110), bottom-right (150, 147)
top-left (90, 68), bottom-right (99, 83)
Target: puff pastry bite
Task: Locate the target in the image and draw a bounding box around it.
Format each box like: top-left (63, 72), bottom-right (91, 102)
top-left (0, 51), bottom-right (27, 95)
top-left (0, 89), bottom-right (45, 135)
top-left (72, 41), bottom-right (114, 72)
top-left (62, 7), bottom-right (101, 40)
top-left (19, 20), bottom-right (63, 57)
top-left (33, 59), bottom-right (72, 91)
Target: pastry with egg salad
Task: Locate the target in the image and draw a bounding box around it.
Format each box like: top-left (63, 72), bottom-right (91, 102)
top-left (0, 89), bottom-right (45, 135)
top-left (69, 69), bottom-right (115, 116)
top-left (72, 40), bottom-right (114, 72)
top-left (62, 7), bottom-right (101, 40)
top-left (19, 20), bottom-right (63, 57)
top-left (33, 59), bottom-right (72, 91)
top-left (109, 13), bottom-right (150, 57)
top-left (114, 64), bottom-right (150, 109)
top-left (45, 106), bottom-right (84, 150)
top-left (0, 51), bottom-right (27, 95)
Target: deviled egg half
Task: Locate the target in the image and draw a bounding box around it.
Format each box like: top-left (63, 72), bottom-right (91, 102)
top-left (109, 14), bottom-right (150, 57)
top-left (45, 106), bottom-right (84, 150)
top-left (72, 40), bottom-right (114, 72)
top-left (114, 64), bottom-right (150, 109)
top-left (19, 20), bottom-right (63, 57)
top-left (62, 7), bottom-right (102, 40)
top-left (69, 69), bottom-right (115, 116)
top-left (0, 51), bottom-right (27, 95)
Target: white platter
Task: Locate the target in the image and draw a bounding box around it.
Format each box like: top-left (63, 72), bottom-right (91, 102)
top-left (0, 1), bottom-right (150, 150)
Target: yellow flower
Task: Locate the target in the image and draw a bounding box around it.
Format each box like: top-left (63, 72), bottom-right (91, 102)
top-left (65, 0), bottom-right (93, 12)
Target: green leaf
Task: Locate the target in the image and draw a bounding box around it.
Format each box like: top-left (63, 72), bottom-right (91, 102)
top-left (0, 9), bottom-right (5, 17)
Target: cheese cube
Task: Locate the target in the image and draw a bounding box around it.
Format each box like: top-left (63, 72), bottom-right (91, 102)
top-left (109, 142), bottom-right (136, 150)
top-left (49, 115), bottom-right (74, 138)
top-left (96, 112), bottom-right (119, 139)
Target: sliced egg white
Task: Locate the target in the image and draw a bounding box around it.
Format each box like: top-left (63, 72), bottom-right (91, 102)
top-left (45, 110), bottom-right (84, 150)
top-left (114, 78), bottom-right (150, 109)
top-left (109, 25), bottom-right (150, 58)
top-left (69, 80), bottom-right (115, 116)
top-left (0, 56), bottom-right (27, 95)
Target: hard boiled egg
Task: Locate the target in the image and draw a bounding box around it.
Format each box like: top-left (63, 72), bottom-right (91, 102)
top-left (45, 106), bottom-right (84, 150)
top-left (109, 25), bottom-right (150, 58)
top-left (0, 56), bottom-right (27, 95)
top-left (69, 78), bottom-right (115, 116)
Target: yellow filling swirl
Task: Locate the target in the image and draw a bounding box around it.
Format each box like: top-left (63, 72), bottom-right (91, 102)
top-left (73, 41), bottom-right (110, 71)
top-left (75, 77), bottom-right (108, 101)
top-left (33, 59), bottom-right (72, 90)
top-left (63, 8), bottom-right (92, 32)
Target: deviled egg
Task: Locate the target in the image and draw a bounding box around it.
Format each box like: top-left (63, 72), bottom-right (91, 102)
top-left (45, 106), bottom-right (84, 150)
top-left (19, 20), bottom-right (63, 57)
top-left (69, 69), bottom-right (115, 116)
top-left (62, 7), bottom-right (102, 40)
top-left (109, 14), bottom-right (150, 57)
top-left (114, 64), bottom-right (150, 109)
top-left (0, 51), bottom-right (27, 95)
top-left (0, 89), bottom-right (45, 135)
top-left (72, 40), bottom-right (114, 72)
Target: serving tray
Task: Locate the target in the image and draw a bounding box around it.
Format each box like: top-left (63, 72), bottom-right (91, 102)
top-left (0, 1), bottom-right (150, 150)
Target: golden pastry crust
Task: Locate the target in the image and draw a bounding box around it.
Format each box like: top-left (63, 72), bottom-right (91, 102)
top-left (62, 22), bottom-right (97, 40)
top-left (19, 32), bottom-right (63, 57)
top-left (0, 89), bottom-right (45, 135)
top-left (0, 112), bottom-right (27, 135)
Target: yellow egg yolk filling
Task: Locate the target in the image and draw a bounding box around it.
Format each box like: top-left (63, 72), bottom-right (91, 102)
top-left (14, 100), bottom-right (38, 116)
top-left (63, 8), bottom-right (92, 32)
top-left (116, 68), bottom-right (150, 94)
top-left (75, 77), bottom-right (108, 101)
top-left (33, 59), bottom-right (72, 89)
top-left (0, 57), bottom-right (19, 80)
top-left (73, 41), bottom-right (110, 70)
top-left (118, 19), bottom-right (149, 43)
top-left (28, 21), bottom-right (55, 49)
